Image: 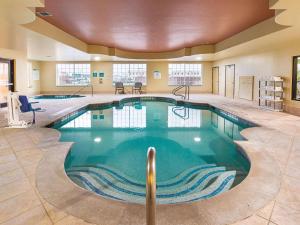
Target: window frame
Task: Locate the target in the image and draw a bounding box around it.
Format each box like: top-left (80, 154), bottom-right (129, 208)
top-left (168, 63), bottom-right (203, 86)
top-left (292, 55), bottom-right (300, 101)
top-left (112, 63), bottom-right (147, 86)
top-left (56, 63), bottom-right (91, 87)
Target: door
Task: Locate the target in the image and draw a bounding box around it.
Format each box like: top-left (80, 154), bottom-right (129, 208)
top-left (212, 66), bottom-right (219, 94)
top-left (0, 58), bottom-right (14, 106)
top-left (225, 64), bottom-right (235, 98)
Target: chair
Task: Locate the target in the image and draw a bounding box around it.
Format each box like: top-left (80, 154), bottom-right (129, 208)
top-left (18, 95), bottom-right (42, 124)
top-left (132, 82), bottom-right (142, 94)
top-left (115, 82), bottom-right (125, 94)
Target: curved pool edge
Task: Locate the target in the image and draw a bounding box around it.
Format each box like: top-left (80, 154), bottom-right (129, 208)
top-left (35, 97), bottom-right (282, 225)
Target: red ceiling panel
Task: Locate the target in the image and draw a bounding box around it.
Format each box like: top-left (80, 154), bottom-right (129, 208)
top-left (37, 0), bottom-right (274, 52)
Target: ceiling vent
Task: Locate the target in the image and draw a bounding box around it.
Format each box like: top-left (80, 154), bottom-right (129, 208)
top-left (36, 11), bottom-right (52, 17)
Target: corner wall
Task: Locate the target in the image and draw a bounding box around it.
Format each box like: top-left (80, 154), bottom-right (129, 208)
top-left (0, 20), bottom-right (41, 95)
top-left (213, 38), bottom-right (300, 115)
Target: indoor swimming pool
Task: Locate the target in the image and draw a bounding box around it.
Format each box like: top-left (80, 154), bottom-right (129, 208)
top-left (52, 97), bottom-right (254, 204)
top-left (34, 95), bottom-right (84, 99)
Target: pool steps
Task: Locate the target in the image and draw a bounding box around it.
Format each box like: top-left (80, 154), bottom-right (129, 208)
top-left (66, 164), bottom-right (236, 204)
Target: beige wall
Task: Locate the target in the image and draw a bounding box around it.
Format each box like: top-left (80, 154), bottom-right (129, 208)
top-left (0, 48), bottom-right (41, 95)
top-left (213, 39), bottom-right (300, 114)
top-left (0, 20), bottom-right (40, 96)
top-left (39, 61), bottom-right (213, 94)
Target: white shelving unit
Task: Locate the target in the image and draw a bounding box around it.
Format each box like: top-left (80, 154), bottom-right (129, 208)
top-left (259, 77), bottom-right (284, 112)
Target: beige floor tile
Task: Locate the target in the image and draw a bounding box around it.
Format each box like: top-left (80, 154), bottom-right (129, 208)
top-left (23, 164), bottom-right (38, 177)
top-left (0, 168), bottom-right (26, 186)
top-left (0, 206), bottom-right (52, 225)
top-left (16, 154), bottom-right (42, 168)
top-left (9, 139), bottom-right (37, 152)
top-left (42, 201), bottom-right (68, 223)
top-left (271, 201), bottom-right (300, 225)
top-left (0, 178), bottom-right (31, 202)
top-left (14, 148), bottom-right (43, 158)
top-left (0, 154), bottom-right (17, 164)
top-left (27, 175), bottom-right (36, 187)
top-left (285, 154), bottom-right (300, 179)
top-left (0, 139), bottom-right (10, 150)
top-left (0, 148), bottom-right (13, 157)
top-left (0, 161), bottom-right (21, 175)
top-left (0, 190), bottom-right (41, 223)
top-left (276, 175), bottom-right (300, 204)
top-left (257, 200), bottom-right (275, 220)
top-left (231, 215), bottom-right (269, 225)
top-left (54, 215), bottom-right (95, 225)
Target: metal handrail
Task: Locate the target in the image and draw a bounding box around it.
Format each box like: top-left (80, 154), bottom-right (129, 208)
top-left (172, 85), bottom-right (190, 100)
top-left (146, 147), bottom-right (156, 225)
top-left (71, 84), bottom-right (94, 97)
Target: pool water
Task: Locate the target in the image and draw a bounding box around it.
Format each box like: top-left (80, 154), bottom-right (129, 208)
top-left (54, 98), bottom-right (253, 204)
top-left (34, 95), bottom-right (84, 99)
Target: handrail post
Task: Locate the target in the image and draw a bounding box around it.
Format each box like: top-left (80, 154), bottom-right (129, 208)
top-left (146, 147), bottom-right (156, 225)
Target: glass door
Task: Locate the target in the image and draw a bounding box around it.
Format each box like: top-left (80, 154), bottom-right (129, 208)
top-left (0, 58), bottom-right (14, 106)
top-left (292, 56), bottom-right (300, 100)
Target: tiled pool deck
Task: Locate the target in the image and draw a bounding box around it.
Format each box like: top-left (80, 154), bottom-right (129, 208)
top-left (0, 94), bottom-right (299, 225)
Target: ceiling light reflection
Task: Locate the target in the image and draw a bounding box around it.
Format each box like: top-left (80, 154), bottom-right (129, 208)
top-left (94, 137), bottom-right (102, 143)
top-left (194, 137), bottom-right (201, 142)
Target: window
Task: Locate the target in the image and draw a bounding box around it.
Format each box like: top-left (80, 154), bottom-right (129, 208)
top-left (56, 64), bottom-right (91, 86)
top-left (168, 64), bottom-right (202, 86)
top-left (113, 64), bottom-right (146, 85)
top-left (292, 56), bottom-right (300, 100)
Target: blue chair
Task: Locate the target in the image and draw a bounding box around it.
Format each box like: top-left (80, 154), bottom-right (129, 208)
top-left (18, 95), bottom-right (42, 124)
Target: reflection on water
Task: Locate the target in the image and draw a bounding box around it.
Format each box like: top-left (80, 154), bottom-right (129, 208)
top-left (62, 111), bottom-right (92, 128)
top-left (168, 106), bottom-right (201, 128)
top-left (61, 103), bottom-right (243, 141)
top-left (211, 113), bottom-right (242, 140)
top-left (113, 105), bottom-right (146, 128)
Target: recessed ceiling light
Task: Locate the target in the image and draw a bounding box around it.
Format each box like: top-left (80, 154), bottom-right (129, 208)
top-left (94, 56), bottom-right (101, 61)
top-left (94, 137), bottom-right (102, 143)
top-left (36, 11), bottom-right (52, 17)
top-left (194, 137), bottom-right (201, 142)
top-left (196, 57), bottom-right (202, 60)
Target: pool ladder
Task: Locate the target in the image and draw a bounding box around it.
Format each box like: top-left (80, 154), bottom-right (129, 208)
top-left (146, 147), bottom-right (156, 225)
top-left (172, 85), bottom-right (190, 100)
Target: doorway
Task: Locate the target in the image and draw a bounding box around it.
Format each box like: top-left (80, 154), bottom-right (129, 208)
top-left (212, 66), bottom-right (219, 94)
top-left (225, 64), bottom-right (235, 98)
top-left (0, 58), bottom-right (14, 107)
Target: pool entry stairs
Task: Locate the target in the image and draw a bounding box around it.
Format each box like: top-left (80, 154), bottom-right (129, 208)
top-left (66, 163), bottom-right (237, 204)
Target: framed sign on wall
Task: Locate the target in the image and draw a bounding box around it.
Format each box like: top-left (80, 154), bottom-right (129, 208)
top-left (153, 70), bottom-right (161, 79)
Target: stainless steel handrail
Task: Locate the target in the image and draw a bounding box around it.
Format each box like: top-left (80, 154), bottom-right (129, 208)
top-left (146, 147), bottom-right (156, 225)
top-left (172, 85), bottom-right (190, 100)
top-left (71, 84), bottom-right (94, 97)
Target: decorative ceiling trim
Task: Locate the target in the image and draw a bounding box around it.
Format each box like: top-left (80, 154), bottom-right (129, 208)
top-left (0, 0), bottom-right (44, 25)
top-left (270, 0), bottom-right (300, 26)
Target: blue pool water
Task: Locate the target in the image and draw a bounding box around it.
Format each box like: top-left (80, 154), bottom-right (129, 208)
top-left (53, 98), bottom-right (253, 204)
top-left (34, 95), bottom-right (84, 99)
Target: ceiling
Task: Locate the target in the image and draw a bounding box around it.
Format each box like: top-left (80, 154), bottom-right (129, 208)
top-left (26, 29), bottom-right (216, 61)
top-left (37, 0), bottom-right (274, 53)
